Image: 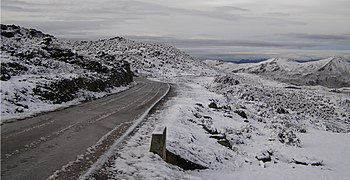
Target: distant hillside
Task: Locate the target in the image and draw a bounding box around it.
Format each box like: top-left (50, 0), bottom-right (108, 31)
top-left (204, 57), bottom-right (350, 88)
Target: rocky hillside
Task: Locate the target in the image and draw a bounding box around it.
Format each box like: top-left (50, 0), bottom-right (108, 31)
top-left (204, 57), bottom-right (350, 88)
top-left (63, 36), bottom-right (214, 80)
top-left (1, 24), bottom-right (213, 121)
top-left (1, 24), bottom-right (133, 121)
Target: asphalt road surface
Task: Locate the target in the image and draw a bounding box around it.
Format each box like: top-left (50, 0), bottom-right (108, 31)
top-left (1, 78), bottom-right (169, 180)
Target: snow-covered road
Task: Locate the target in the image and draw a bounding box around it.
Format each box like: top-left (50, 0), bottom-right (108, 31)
top-left (1, 78), bottom-right (170, 180)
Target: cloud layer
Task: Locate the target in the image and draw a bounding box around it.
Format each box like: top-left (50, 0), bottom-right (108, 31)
top-left (2, 0), bottom-right (350, 60)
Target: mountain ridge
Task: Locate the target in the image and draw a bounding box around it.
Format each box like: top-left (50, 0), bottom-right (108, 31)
top-left (205, 57), bottom-right (350, 88)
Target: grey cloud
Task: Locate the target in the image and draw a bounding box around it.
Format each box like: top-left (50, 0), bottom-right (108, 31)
top-left (2, 0), bottom-right (43, 6)
top-left (189, 52), bottom-right (273, 61)
top-left (125, 35), bottom-right (350, 60)
top-left (213, 6), bottom-right (250, 12)
top-left (267, 12), bottom-right (291, 16)
top-left (283, 33), bottom-right (350, 41)
top-left (77, 1), bottom-right (171, 17)
top-left (2, 0), bottom-right (348, 60)
top-left (2, 0), bottom-right (305, 27)
top-left (125, 35), bottom-right (315, 49)
top-left (1, 0), bottom-right (46, 12)
top-left (6, 20), bottom-right (118, 40)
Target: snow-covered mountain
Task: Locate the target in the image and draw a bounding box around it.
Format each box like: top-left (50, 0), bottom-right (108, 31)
top-left (204, 57), bottom-right (350, 88)
top-left (0, 24), bottom-right (214, 121)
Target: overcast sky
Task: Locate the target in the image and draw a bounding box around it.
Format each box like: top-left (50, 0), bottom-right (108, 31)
top-left (2, 0), bottom-right (350, 60)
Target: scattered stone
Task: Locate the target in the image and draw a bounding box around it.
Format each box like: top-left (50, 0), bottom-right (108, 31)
top-left (292, 157), bottom-right (323, 166)
top-left (234, 110), bottom-right (248, 119)
top-left (224, 114), bottom-right (233, 118)
top-left (203, 116), bottom-right (212, 120)
top-left (227, 134), bottom-right (244, 145)
top-left (195, 103), bottom-right (204, 108)
top-left (166, 150), bottom-right (207, 170)
top-left (276, 107), bottom-right (289, 114)
top-left (202, 125), bottom-right (218, 135)
top-left (208, 102), bottom-right (218, 109)
top-left (15, 107), bottom-right (24, 113)
top-left (209, 134), bottom-right (225, 140)
top-left (1, 31), bottom-right (15, 38)
top-left (217, 139), bottom-right (232, 148)
top-left (221, 105), bottom-right (231, 110)
top-left (298, 128), bottom-right (307, 133)
top-left (214, 76), bottom-right (240, 85)
top-left (256, 150), bottom-right (273, 162)
top-left (193, 112), bottom-right (202, 118)
top-left (277, 129), bottom-right (300, 147)
top-left (187, 119), bottom-right (196, 123)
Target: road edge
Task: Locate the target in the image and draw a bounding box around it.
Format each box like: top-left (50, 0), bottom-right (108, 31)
top-left (78, 82), bottom-right (171, 179)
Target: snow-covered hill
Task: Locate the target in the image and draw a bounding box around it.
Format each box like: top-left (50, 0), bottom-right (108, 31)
top-left (204, 57), bottom-right (350, 88)
top-left (1, 24), bottom-right (214, 121)
top-left (1, 24), bottom-right (134, 121)
top-left (63, 37), bottom-right (215, 80)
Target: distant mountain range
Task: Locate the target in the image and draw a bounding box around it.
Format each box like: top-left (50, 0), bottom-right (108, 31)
top-left (204, 57), bottom-right (350, 88)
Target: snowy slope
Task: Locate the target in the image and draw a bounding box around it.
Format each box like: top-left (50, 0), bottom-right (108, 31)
top-left (64, 37), bottom-right (216, 81)
top-left (204, 57), bottom-right (350, 88)
top-left (88, 75), bottom-right (350, 180)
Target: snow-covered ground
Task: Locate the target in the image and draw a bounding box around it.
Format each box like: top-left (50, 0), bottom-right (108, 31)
top-left (89, 74), bottom-right (350, 180)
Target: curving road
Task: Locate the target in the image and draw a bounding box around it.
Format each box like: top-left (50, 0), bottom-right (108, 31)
top-left (1, 78), bottom-right (169, 180)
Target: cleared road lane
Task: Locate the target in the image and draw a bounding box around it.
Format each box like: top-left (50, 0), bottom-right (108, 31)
top-left (1, 78), bottom-right (169, 180)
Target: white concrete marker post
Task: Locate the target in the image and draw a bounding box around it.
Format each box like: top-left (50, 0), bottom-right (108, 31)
top-left (150, 126), bottom-right (167, 160)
